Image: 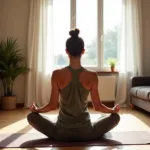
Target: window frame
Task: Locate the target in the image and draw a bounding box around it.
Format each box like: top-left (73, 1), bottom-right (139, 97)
top-left (54, 0), bottom-right (121, 71)
top-left (70, 0), bottom-right (110, 71)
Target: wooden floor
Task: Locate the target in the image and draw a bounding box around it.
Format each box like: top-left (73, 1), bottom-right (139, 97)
top-left (0, 107), bottom-right (150, 150)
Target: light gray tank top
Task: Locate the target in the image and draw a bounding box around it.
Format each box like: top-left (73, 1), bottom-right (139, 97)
top-left (57, 66), bottom-right (91, 128)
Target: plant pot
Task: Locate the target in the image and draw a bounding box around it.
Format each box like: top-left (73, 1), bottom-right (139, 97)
top-left (1, 96), bottom-right (16, 110)
top-left (111, 66), bottom-right (115, 72)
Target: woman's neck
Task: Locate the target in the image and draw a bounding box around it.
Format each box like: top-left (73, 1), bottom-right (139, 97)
top-left (69, 57), bottom-right (81, 69)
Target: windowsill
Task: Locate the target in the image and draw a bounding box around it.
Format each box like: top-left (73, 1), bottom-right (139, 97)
top-left (97, 71), bottom-right (119, 75)
top-left (54, 66), bottom-right (119, 74)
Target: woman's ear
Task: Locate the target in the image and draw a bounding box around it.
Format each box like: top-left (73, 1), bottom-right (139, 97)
top-left (66, 49), bottom-right (69, 54)
top-left (81, 49), bottom-right (85, 55)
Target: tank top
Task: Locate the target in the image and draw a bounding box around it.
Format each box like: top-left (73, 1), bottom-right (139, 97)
top-left (57, 66), bottom-right (91, 128)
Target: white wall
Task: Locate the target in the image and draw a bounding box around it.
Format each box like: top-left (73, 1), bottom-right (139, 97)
top-left (0, 0), bottom-right (30, 103)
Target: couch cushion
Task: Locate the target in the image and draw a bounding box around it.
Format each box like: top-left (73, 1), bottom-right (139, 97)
top-left (131, 86), bottom-right (150, 100)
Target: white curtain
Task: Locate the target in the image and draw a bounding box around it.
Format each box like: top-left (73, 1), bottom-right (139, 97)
top-left (25, 0), bottom-right (54, 108)
top-left (115, 0), bottom-right (143, 106)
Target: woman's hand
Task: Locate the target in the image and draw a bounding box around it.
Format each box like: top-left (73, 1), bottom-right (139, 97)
top-left (30, 102), bottom-right (38, 112)
top-left (113, 104), bottom-right (120, 113)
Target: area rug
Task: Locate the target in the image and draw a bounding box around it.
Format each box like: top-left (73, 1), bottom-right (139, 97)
top-left (0, 131), bottom-right (150, 148)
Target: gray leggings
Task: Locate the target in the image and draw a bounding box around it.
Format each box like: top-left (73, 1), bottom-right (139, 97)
top-left (27, 112), bottom-right (120, 141)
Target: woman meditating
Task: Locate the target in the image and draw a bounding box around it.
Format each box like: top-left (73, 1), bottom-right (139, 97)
top-left (27, 29), bottom-right (120, 141)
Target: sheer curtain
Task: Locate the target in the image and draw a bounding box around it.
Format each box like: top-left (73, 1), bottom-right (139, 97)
top-left (115, 0), bottom-right (143, 106)
top-left (25, 0), bottom-right (54, 108)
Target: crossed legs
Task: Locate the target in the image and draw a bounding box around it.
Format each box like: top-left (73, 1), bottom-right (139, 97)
top-left (27, 112), bottom-right (120, 141)
top-left (27, 112), bottom-right (57, 140)
top-left (91, 113), bottom-right (120, 139)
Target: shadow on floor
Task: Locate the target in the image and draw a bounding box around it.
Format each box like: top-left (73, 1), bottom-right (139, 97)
top-left (0, 124), bottom-right (31, 147)
top-left (20, 137), bottom-right (123, 149)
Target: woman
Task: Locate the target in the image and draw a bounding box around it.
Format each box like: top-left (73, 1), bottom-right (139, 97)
top-left (27, 29), bottom-right (120, 141)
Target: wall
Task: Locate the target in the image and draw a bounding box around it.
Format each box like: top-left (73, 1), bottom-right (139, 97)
top-left (142, 0), bottom-right (150, 75)
top-left (0, 0), bottom-right (30, 103)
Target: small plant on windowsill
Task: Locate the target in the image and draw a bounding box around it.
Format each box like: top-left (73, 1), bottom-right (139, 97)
top-left (0, 38), bottom-right (29, 110)
top-left (107, 58), bottom-right (117, 72)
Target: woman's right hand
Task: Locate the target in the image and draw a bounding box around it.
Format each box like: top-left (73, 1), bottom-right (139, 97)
top-left (113, 104), bottom-right (120, 113)
top-left (30, 102), bottom-right (38, 112)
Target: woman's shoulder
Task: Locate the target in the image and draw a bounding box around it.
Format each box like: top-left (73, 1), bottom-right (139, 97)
top-left (53, 67), bottom-right (97, 78)
top-left (83, 68), bottom-right (97, 75)
top-left (52, 67), bottom-right (69, 76)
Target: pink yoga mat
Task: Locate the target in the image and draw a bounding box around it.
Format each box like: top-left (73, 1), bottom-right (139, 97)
top-left (0, 131), bottom-right (150, 148)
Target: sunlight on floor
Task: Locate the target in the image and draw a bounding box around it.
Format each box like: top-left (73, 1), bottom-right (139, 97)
top-left (0, 112), bottom-right (149, 134)
top-left (0, 118), bottom-right (29, 133)
top-left (112, 114), bottom-right (150, 132)
top-left (0, 108), bottom-right (150, 150)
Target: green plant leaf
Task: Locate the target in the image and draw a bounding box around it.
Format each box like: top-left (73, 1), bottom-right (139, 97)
top-left (0, 37), bottom-right (30, 96)
top-left (107, 58), bottom-right (117, 67)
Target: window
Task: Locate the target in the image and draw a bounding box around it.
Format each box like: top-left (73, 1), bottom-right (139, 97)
top-left (53, 0), bottom-right (122, 70)
top-left (77, 0), bottom-right (97, 67)
top-left (103, 0), bottom-right (122, 67)
top-left (53, 0), bottom-right (70, 67)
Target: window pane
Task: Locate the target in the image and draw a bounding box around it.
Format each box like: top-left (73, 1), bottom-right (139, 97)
top-left (53, 0), bottom-right (70, 67)
top-left (103, 0), bottom-right (122, 66)
top-left (77, 0), bottom-right (97, 67)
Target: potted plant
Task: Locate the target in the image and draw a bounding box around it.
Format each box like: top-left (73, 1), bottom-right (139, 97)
top-left (107, 58), bottom-right (117, 72)
top-left (0, 38), bottom-right (29, 110)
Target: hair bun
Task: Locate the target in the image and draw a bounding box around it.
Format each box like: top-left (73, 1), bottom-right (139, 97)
top-left (69, 28), bottom-right (80, 38)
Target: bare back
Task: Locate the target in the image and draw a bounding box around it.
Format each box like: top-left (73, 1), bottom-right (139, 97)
top-left (55, 67), bottom-right (97, 91)
top-left (52, 66), bottom-right (101, 112)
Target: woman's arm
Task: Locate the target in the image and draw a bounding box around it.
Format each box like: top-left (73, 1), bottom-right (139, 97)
top-left (30, 70), bottom-right (59, 113)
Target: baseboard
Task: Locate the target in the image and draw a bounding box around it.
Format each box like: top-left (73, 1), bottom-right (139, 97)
top-left (16, 103), bottom-right (24, 108)
top-left (0, 103), bottom-right (24, 110)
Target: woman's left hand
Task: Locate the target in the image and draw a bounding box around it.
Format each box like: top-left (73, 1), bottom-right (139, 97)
top-left (30, 102), bottom-right (38, 112)
top-left (113, 104), bottom-right (120, 113)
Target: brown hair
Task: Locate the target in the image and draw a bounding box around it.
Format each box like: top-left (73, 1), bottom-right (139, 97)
top-left (66, 29), bottom-right (84, 57)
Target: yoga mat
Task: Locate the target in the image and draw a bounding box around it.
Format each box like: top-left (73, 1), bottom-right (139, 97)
top-left (0, 131), bottom-right (150, 148)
